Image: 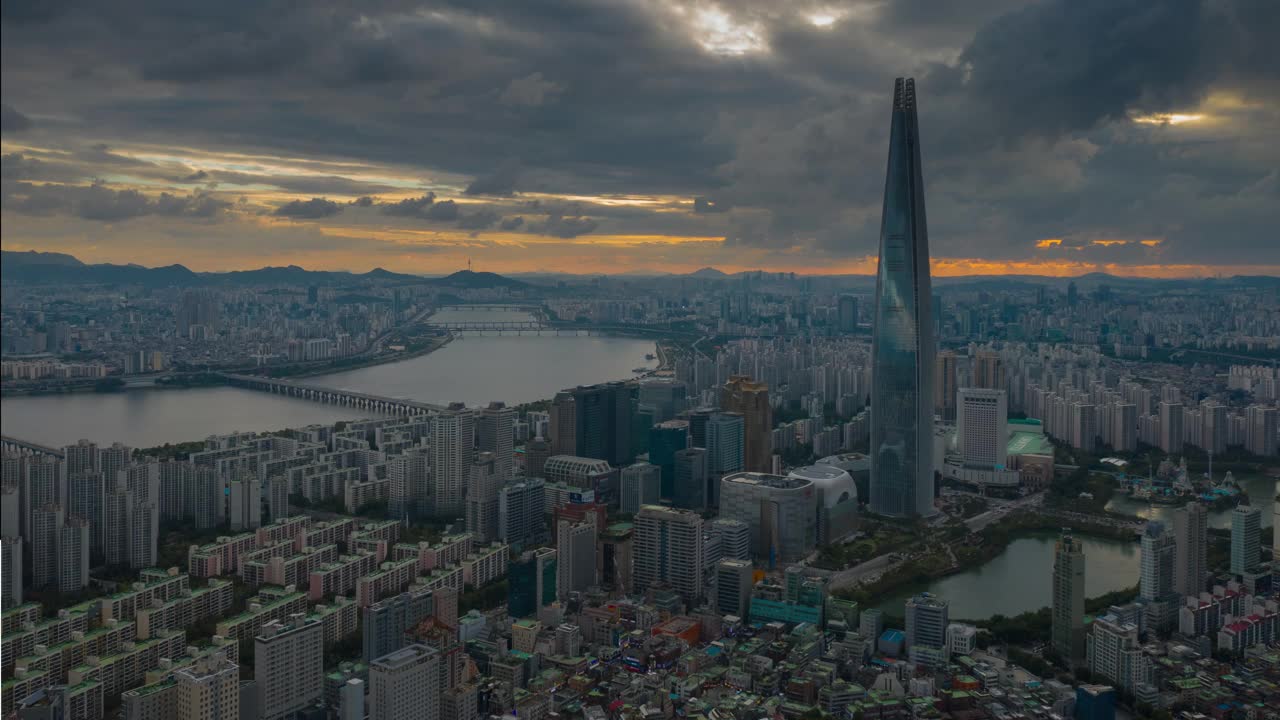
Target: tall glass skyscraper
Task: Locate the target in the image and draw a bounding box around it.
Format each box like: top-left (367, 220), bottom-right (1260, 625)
top-left (870, 77), bottom-right (935, 517)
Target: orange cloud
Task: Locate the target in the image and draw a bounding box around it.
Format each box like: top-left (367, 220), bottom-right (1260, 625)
top-left (1034, 238), bottom-right (1063, 248)
top-left (1139, 239), bottom-right (1163, 247)
top-left (1090, 239), bottom-right (1130, 247)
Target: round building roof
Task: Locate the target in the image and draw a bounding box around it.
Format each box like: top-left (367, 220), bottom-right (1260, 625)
top-left (788, 465), bottom-right (857, 508)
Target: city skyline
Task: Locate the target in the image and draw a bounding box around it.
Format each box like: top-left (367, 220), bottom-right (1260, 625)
top-left (3, 2), bottom-right (1278, 278)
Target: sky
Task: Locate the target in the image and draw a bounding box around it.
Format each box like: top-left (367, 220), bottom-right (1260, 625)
top-left (1, 0), bottom-right (1278, 278)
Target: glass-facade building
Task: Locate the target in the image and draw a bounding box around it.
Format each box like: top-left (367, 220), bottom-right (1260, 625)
top-left (870, 77), bottom-right (936, 517)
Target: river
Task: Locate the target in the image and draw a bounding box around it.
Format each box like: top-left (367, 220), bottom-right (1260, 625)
top-left (875, 531), bottom-right (1140, 620)
top-left (2, 307), bottom-right (658, 448)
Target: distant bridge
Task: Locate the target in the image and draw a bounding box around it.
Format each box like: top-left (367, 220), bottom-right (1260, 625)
top-left (437, 304), bottom-right (542, 312)
top-left (221, 374), bottom-right (444, 416)
top-left (0, 435), bottom-right (65, 459)
top-left (430, 321), bottom-right (546, 331)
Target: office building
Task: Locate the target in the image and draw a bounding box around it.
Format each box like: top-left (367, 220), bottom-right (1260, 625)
top-left (935, 351), bottom-right (957, 424)
top-left (542, 455), bottom-right (616, 501)
top-left (716, 559), bottom-right (753, 617)
top-left (549, 391), bottom-right (577, 457)
top-left (638, 380), bottom-right (687, 423)
top-left (905, 593), bottom-right (949, 668)
top-left (648, 420), bottom-right (689, 499)
top-left (477, 401), bottom-right (515, 480)
top-left (721, 376), bottom-right (773, 473)
top-left (369, 644), bottom-right (440, 720)
top-left (1230, 505), bottom-right (1261, 576)
top-left (787, 464), bottom-right (858, 545)
top-left (523, 437), bottom-right (552, 479)
top-left (707, 518), bottom-right (751, 562)
top-left (556, 520), bottom-right (597, 599)
top-left (256, 615), bottom-right (325, 720)
top-left (620, 462), bottom-right (661, 515)
top-left (431, 403), bottom-right (475, 517)
top-left (1076, 685), bottom-right (1116, 720)
top-left (509, 547), bottom-right (557, 618)
top-left (1052, 532), bottom-right (1085, 665)
top-left (364, 588), bottom-right (435, 663)
top-left (957, 389), bottom-right (1007, 470)
top-left (1172, 502), bottom-right (1207, 596)
top-left (719, 472), bottom-right (817, 565)
top-left (869, 78), bottom-right (935, 518)
top-left (704, 411), bottom-right (745, 507)
top-left (672, 447), bottom-right (709, 511)
top-left (568, 383), bottom-right (632, 467)
top-left (634, 505), bottom-right (704, 605)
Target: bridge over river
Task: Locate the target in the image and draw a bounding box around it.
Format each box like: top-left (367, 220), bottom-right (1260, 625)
top-left (220, 373), bottom-right (445, 416)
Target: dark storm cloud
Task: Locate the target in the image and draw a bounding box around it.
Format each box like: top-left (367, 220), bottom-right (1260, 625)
top-left (1, 104), bottom-right (33, 132)
top-left (274, 197), bottom-right (343, 219)
top-left (1, 0), bottom-right (1277, 265)
top-left (3, 180), bottom-right (229, 220)
top-left (464, 161), bottom-right (521, 196)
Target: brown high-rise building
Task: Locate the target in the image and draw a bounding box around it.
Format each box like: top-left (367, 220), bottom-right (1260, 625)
top-left (721, 376), bottom-right (772, 473)
top-left (549, 391), bottom-right (577, 456)
top-left (973, 349), bottom-right (1006, 391)
top-left (935, 351), bottom-right (957, 424)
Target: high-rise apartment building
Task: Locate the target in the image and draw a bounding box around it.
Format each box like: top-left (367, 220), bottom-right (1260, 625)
top-left (973, 349), bottom-right (1006, 391)
top-left (1053, 532), bottom-right (1085, 666)
top-left (256, 615), bottom-right (325, 720)
top-left (1230, 504), bottom-right (1260, 576)
top-left (1159, 402), bottom-right (1183, 454)
top-left (634, 505), bottom-right (704, 605)
top-left (1, 536), bottom-right (21, 607)
top-left (477, 401), bottom-right (515, 480)
top-left (22, 455), bottom-right (66, 540)
top-left (498, 477), bottom-right (547, 548)
top-left (387, 452), bottom-right (429, 522)
top-left (1139, 521), bottom-right (1177, 631)
top-left (465, 453), bottom-right (501, 543)
top-left (363, 587), bottom-right (435, 663)
top-left (228, 476), bottom-right (261, 531)
top-left (172, 653), bottom-right (240, 720)
top-left (1245, 405), bottom-right (1278, 457)
top-left (957, 389), bottom-right (1007, 470)
top-left (720, 376), bottom-right (773, 473)
top-left (556, 519), bottom-right (597, 599)
top-left (1200, 400), bottom-right (1228, 455)
top-left (869, 78), bottom-right (934, 518)
top-left (1172, 502), bottom-right (1207, 596)
top-left (838, 294), bottom-right (858, 333)
top-left (67, 470), bottom-right (104, 554)
top-left (430, 403), bottom-right (475, 517)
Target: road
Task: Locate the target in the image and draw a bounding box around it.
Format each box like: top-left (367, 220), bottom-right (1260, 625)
top-left (964, 492), bottom-right (1045, 532)
top-left (826, 552), bottom-right (900, 591)
top-left (360, 305), bottom-right (438, 357)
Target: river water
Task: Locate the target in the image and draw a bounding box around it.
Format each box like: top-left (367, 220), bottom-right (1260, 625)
top-left (2, 308), bottom-right (657, 448)
top-left (875, 531), bottom-right (1141, 621)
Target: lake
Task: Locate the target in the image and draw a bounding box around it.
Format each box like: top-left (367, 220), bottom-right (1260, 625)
top-left (875, 531), bottom-right (1140, 620)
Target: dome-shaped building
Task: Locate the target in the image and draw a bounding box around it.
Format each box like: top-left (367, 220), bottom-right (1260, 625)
top-left (789, 464), bottom-right (859, 544)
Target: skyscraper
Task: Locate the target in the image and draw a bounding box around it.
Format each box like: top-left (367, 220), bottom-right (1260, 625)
top-left (1172, 502), bottom-right (1207, 597)
top-left (672, 447), bottom-right (709, 511)
top-left (1052, 532), bottom-right (1085, 666)
top-left (648, 420), bottom-right (689, 499)
top-left (620, 462), bottom-right (661, 515)
top-left (720, 376), bottom-right (773, 473)
top-left (556, 519), bottom-right (597, 599)
top-left (935, 351), bottom-right (958, 424)
top-left (1230, 505), bottom-right (1260, 576)
top-left (869, 77), bottom-right (935, 518)
top-left (837, 295), bottom-right (858, 334)
top-left (570, 383), bottom-right (632, 467)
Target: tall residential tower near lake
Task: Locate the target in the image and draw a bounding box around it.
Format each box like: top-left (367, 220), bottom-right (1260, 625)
top-left (869, 77), bottom-right (936, 518)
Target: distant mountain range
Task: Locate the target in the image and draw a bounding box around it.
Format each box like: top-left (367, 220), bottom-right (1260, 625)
top-left (4, 250), bottom-right (1274, 289)
top-left (0, 251), bottom-right (530, 289)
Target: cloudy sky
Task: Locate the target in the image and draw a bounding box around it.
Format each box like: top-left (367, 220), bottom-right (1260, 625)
top-left (2, 0), bottom-right (1277, 277)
